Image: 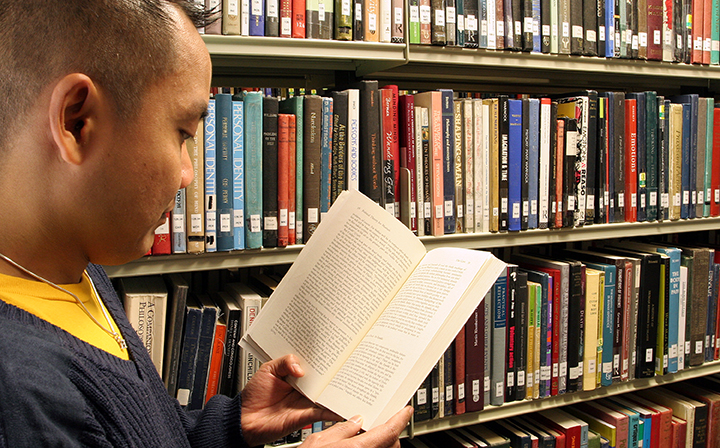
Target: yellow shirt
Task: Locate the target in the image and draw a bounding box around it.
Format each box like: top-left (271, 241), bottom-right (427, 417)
top-left (0, 271), bottom-right (129, 360)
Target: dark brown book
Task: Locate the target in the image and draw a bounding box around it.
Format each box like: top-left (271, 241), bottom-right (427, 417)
top-left (303, 95), bottom-right (323, 242)
top-left (464, 301), bottom-right (485, 412)
top-left (431, 0), bottom-right (447, 44)
top-left (676, 245), bottom-right (711, 367)
top-left (262, 96), bottom-right (279, 248)
top-left (647, 0), bottom-right (663, 59)
top-left (355, 81), bottom-right (383, 207)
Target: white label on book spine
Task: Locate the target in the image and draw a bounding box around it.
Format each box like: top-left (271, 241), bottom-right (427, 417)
top-left (568, 196), bottom-right (575, 211)
top-left (640, 193), bottom-right (646, 208)
top-left (695, 37), bottom-right (703, 50)
top-left (599, 26), bottom-right (605, 41)
top-left (646, 348), bottom-right (653, 363)
top-left (603, 362), bottom-right (612, 374)
top-left (191, 214), bottom-right (202, 233)
top-left (446, 6), bottom-right (456, 24)
top-left (675, 192), bottom-right (682, 207)
top-left (288, 212), bottom-right (295, 230)
top-left (569, 366), bottom-right (580, 380)
top-left (618, 193), bottom-right (625, 208)
top-left (467, 15), bottom-right (477, 31)
top-left (420, 5), bottom-right (431, 24)
top-left (394, 7), bottom-right (403, 24)
top-left (586, 29), bottom-right (596, 42)
top-left (424, 202), bottom-right (431, 218)
top-left (698, 190), bottom-right (704, 204)
top-left (613, 354), bottom-right (620, 371)
top-left (553, 362), bottom-right (558, 377)
top-left (264, 216), bottom-right (278, 230)
top-left (639, 32), bottom-right (647, 47)
top-left (696, 340), bottom-right (703, 354)
top-left (507, 372), bottom-right (514, 387)
top-left (692, 190), bottom-right (697, 205)
top-left (252, 0), bottom-right (262, 15)
top-left (444, 201), bottom-right (453, 217)
top-left (531, 199), bottom-right (537, 215)
top-left (588, 359), bottom-right (595, 373)
top-left (512, 202), bottom-right (520, 219)
top-left (715, 189), bottom-right (720, 202)
top-left (495, 382), bottom-right (503, 398)
top-left (229, 0), bottom-right (239, 15)
top-left (497, 20), bottom-right (504, 36)
top-left (206, 212), bottom-right (216, 231)
top-left (318, 2), bottom-right (325, 21)
top-left (435, 204), bottom-right (443, 219)
top-left (279, 209), bottom-right (288, 227)
top-left (308, 208), bottom-right (319, 223)
top-left (562, 23), bottom-right (570, 38)
top-left (356, 3), bottom-right (363, 20)
top-left (342, 0), bottom-right (351, 15)
top-left (281, 17), bottom-right (291, 34)
top-left (416, 389), bottom-right (427, 405)
top-left (173, 214), bottom-right (184, 233)
top-left (457, 205), bottom-right (464, 218)
top-left (267, 0), bottom-right (279, 17)
top-left (432, 387), bottom-right (439, 403)
top-left (517, 371), bottom-right (525, 387)
top-left (526, 372), bottom-right (532, 386)
top-left (632, 33), bottom-right (639, 50)
top-left (466, 201), bottom-right (474, 218)
top-left (385, 203), bottom-right (395, 215)
top-left (543, 24), bottom-right (550, 37)
top-left (650, 191), bottom-right (657, 207)
top-left (501, 197), bottom-right (508, 213)
top-left (654, 30), bottom-right (661, 45)
top-left (177, 389), bottom-right (190, 406)
top-left (683, 190), bottom-right (690, 205)
top-left (524, 17), bottom-right (533, 33)
top-left (446, 385), bottom-right (454, 401)
top-left (686, 341), bottom-right (691, 355)
top-left (665, 29), bottom-right (672, 45)
top-left (250, 214), bottom-right (261, 233)
top-left (522, 200), bottom-right (529, 216)
top-left (586, 195), bottom-right (594, 210)
top-left (369, 13), bottom-right (377, 31)
top-left (541, 366), bottom-right (551, 381)
top-left (559, 361), bottom-right (567, 377)
top-left (410, 5), bottom-right (419, 21)
top-left (623, 358), bottom-right (628, 371)
top-left (630, 193), bottom-right (637, 207)
top-left (220, 213), bottom-right (231, 232)
top-left (473, 380), bottom-right (481, 400)
top-left (481, 20), bottom-right (488, 35)
top-left (434, 9), bottom-right (445, 27)
top-left (669, 344), bottom-right (678, 358)
top-left (155, 217), bottom-right (170, 234)
top-left (296, 221), bottom-right (303, 238)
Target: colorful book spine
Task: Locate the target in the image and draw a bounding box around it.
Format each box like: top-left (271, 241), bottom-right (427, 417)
top-left (232, 98), bottom-right (245, 250)
top-left (320, 97), bottom-right (334, 216)
top-left (204, 98), bottom-right (217, 252)
top-left (508, 98), bottom-right (523, 232)
top-left (243, 91), bottom-right (263, 249)
top-left (172, 189), bottom-right (187, 254)
top-left (215, 93), bottom-right (235, 252)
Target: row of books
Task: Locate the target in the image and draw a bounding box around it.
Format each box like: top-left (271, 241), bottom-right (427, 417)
top-left (404, 377), bottom-right (720, 448)
top-left (206, 0), bottom-right (720, 65)
top-left (412, 237), bottom-right (720, 422)
top-left (117, 269), bottom-right (282, 410)
top-left (153, 84), bottom-right (720, 255)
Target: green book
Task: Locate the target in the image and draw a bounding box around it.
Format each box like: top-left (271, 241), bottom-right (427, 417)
top-left (335, 0), bottom-right (353, 39)
top-left (645, 91), bottom-right (659, 221)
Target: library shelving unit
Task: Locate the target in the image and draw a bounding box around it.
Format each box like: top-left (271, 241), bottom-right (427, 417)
top-left (104, 35), bottom-right (720, 442)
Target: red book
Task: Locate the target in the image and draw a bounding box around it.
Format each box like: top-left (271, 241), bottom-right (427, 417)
top-left (464, 302), bottom-right (484, 412)
top-left (152, 212), bottom-right (171, 255)
top-left (668, 382), bottom-right (720, 448)
top-left (627, 394), bottom-right (673, 448)
top-left (692, 0), bottom-right (704, 63)
top-left (711, 107), bottom-right (720, 217)
top-left (671, 416), bottom-right (687, 448)
top-left (278, 114), bottom-right (291, 247)
top-left (399, 94), bottom-right (418, 233)
top-left (454, 327), bottom-right (466, 415)
top-left (534, 408), bottom-right (583, 448)
top-left (624, 99), bottom-right (638, 222)
top-left (703, 0), bottom-right (712, 64)
top-left (555, 119), bottom-right (565, 229)
top-left (292, 0), bottom-right (306, 37)
top-left (281, 0), bottom-right (293, 37)
top-left (288, 114), bottom-right (297, 245)
top-left (204, 320), bottom-right (227, 403)
top-left (574, 400), bottom-right (630, 448)
top-left (647, 0), bottom-right (663, 60)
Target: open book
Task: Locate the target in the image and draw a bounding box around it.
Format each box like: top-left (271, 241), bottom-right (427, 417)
top-left (240, 189), bottom-right (506, 430)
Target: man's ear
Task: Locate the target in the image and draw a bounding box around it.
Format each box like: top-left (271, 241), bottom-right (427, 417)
top-left (48, 73), bottom-right (101, 165)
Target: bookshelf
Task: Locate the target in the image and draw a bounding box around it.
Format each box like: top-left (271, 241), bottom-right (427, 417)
top-left (117, 34), bottom-right (720, 445)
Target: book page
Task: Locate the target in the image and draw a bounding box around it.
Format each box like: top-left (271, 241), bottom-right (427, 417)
top-left (316, 247), bottom-right (506, 429)
top-left (240, 189), bottom-right (427, 400)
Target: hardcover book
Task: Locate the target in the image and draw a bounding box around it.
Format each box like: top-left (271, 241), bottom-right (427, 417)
top-left (239, 188), bottom-right (505, 430)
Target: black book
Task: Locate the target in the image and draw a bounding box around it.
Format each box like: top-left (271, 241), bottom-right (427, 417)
top-left (682, 0), bottom-right (691, 63)
top-left (162, 273), bottom-right (189, 399)
top-left (548, 101), bottom-right (558, 228)
top-left (671, 0), bottom-right (683, 61)
top-left (413, 372), bottom-right (433, 421)
top-left (514, 269), bottom-right (528, 401)
top-left (583, 0), bottom-right (597, 55)
top-left (353, 0), bottom-right (364, 40)
top-left (596, 96), bottom-right (608, 224)
top-left (430, 360), bottom-right (441, 418)
top-left (570, 0), bottom-right (584, 54)
top-left (505, 264), bottom-right (518, 401)
top-left (442, 344), bottom-right (455, 416)
top-left (540, 0), bottom-right (551, 52)
top-left (600, 246), bottom-right (661, 379)
top-left (303, 95), bottom-right (323, 242)
top-left (265, 0), bottom-right (280, 36)
top-left (522, 0), bottom-right (533, 51)
top-left (521, 98), bottom-right (530, 230)
top-left (511, 417), bottom-right (556, 448)
top-left (584, 91), bottom-right (599, 225)
top-left (431, 0), bottom-right (447, 45)
top-left (176, 298), bottom-right (202, 407)
top-left (487, 420), bottom-right (532, 448)
top-left (596, 0), bottom-right (606, 57)
top-left (511, 0), bottom-right (523, 50)
top-left (708, 262), bottom-right (720, 363)
top-left (188, 294), bottom-right (219, 411)
top-left (611, 92), bottom-right (626, 222)
top-left (331, 90), bottom-right (349, 204)
top-left (355, 81), bottom-right (382, 206)
top-left (499, 95), bottom-right (510, 231)
top-left (214, 291), bottom-right (242, 397)
top-left (563, 258), bottom-right (584, 392)
top-left (262, 95), bottom-right (279, 248)
top-left (562, 117), bottom-right (577, 228)
top-left (446, 0), bottom-right (457, 45)
top-left (658, 97), bottom-right (669, 221)
top-left (463, 0), bottom-right (479, 47)
top-left (627, 0), bottom-right (637, 59)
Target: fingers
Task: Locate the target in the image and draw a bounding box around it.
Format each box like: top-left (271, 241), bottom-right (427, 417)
top-left (344, 406), bottom-right (413, 448)
top-left (261, 354), bottom-right (305, 379)
top-left (301, 416), bottom-right (363, 447)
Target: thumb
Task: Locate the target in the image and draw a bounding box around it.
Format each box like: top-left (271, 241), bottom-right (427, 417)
top-left (261, 354), bottom-right (304, 379)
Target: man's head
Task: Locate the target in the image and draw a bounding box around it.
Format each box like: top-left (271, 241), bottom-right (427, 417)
top-left (0, 0), bottom-right (212, 152)
top-left (0, 0), bottom-right (213, 282)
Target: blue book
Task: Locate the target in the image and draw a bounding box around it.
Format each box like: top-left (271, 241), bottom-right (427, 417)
top-left (479, 0), bottom-right (488, 48)
top-left (490, 268), bottom-right (507, 407)
top-left (215, 93), bottom-right (235, 252)
top-left (605, 0), bottom-right (614, 57)
top-left (508, 99), bottom-right (523, 232)
top-left (320, 97), bottom-right (333, 216)
top-left (171, 189), bottom-right (187, 254)
top-left (582, 261), bottom-right (616, 387)
top-left (232, 98), bottom-right (245, 250)
top-left (524, 269), bottom-right (551, 398)
top-left (528, 98), bottom-right (540, 229)
top-left (176, 303), bottom-right (202, 407)
top-left (440, 89), bottom-right (456, 234)
top-left (532, 0), bottom-right (541, 52)
top-left (204, 99), bottom-right (217, 252)
top-left (188, 295), bottom-right (219, 411)
top-left (672, 94), bottom-right (699, 219)
top-left (243, 91), bottom-right (263, 249)
top-left (612, 397), bottom-right (654, 448)
top-left (250, 0), bottom-right (265, 35)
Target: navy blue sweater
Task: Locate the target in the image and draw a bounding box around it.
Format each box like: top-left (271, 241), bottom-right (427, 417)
top-left (0, 264), bottom-right (252, 448)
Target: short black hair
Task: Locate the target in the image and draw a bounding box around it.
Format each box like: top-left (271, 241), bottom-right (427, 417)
top-left (0, 0), bottom-right (215, 150)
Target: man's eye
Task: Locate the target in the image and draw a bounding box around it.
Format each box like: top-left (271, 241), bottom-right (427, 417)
top-left (181, 131), bottom-right (193, 141)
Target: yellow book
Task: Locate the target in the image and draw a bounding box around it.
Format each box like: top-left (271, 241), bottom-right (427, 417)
top-left (583, 268), bottom-right (601, 391)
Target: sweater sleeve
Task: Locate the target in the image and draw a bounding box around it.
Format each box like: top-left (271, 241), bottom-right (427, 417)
top-left (176, 392), bottom-right (253, 448)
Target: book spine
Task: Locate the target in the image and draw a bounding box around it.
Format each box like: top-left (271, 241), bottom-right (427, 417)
top-left (585, 93), bottom-right (598, 226)
top-left (365, 0), bottom-right (380, 41)
top-left (528, 98), bottom-right (540, 229)
top-left (215, 94), bottom-right (235, 252)
top-left (189, 307), bottom-right (217, 410)
top-left (280, 0), bottom-right (292, 36)
top-left (262, 96), bottom-right (279, 248)
top-left (293, 0), bottom-right (307, 37)
top-left (152, 213), bottom-right (171, 255)
top-left (541, 0), bottom-right (551, 51)
top-left (464, 0), bottom-right (479, 46)
top-left (244, 91), bottom-right (263, 249)
top-left (521, 98), bottom-right (530, 231)
top-left (392, 0), bottom-right (404, 42)
top-left (491, 269), bottom-right (507, 406)
top-left (347, 90), bottom-right (360, 193)
top-left (204, 321), bottom-right (227, 403)
top-left (319, 0), bottom-right (334, 39)
top-left (465, 302), bottom-right (485, 412)
top-left (205, 99), bottom-right (217, 252)
top-left (354, 0), bottom-right (365, 40)
top-left (278, 114), bottom-right (291, 248)
top-left (713, 0), bottom-right (720, 64)
top-left (250, 0), bottom-right (266, 35)
top-left (186, 121), bottom-right (205, 254)
top-left (381, 88), bottom-right (397, 216)
top-left (232, 100), bottom-right (245, 250)
top-left (320, 97), bottom-right (334, 215)
top-left (336, 0), bottom-right (353, 39)
top-left (288, 114), bottom-right (297, 245)
top-left (508, 99), bottom-right (523, 232)
top-left (712, 107), bottom-right (720, 216)
top-left (400, 95), bottom-right (418, 233)
top-left (331, 91), bottom-right (349, 205)
top-left (218, 309), bottom-right (241, 397)
top-left (304, 95), bottom-right (323, 241)
top-left (172, 189), bottom-right (187, 254)
top-left (176, 308), bottom-right (201, 406)
top-left (440, 89), bottom-right (456, 233)
top-left (266, 0), bottom-right (280, 36)
top-left (409, 0), bottom-right (421, 43)
top-left (223, 0), bottom-right (242, 34)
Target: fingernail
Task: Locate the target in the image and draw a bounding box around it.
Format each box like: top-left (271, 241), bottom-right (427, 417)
top-left (349, 415), bottom-right (363, 425)
top-left (291, 363), bottom-right (302, 374)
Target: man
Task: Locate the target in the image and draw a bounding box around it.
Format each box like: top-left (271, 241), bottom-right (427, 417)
top-left (0, 1), bottom-right (412, 446)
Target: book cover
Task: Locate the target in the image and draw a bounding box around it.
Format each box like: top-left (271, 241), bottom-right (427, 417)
top-left (278, 113), bottom-right (292, 248)
top-left (239, 188), bottom-right (505, 430)
top-left (188, 294), bottom-right (219, 411)
top-left (204, 316), bottom-right (226, 403)
top-left (414, 90), bottom-right (445, 236)
top-left (214, 290), bottom-right (242, 397)
top-left (303, 94), bottom-right (323, 242)
top-left (204, 98), bottom-right (217, 252)
top-left (508, 99), bottom-right (522, 232)
top-left (231, 97), bottom-right (245, 250)
top-left (243, 91), bottom-right (263, 249)
top-left (320, 97), bottom-right (334, 216)
top-left (162, 273), bottom-right (189, 397)
top-left (171, 189), bottom-right (187, 254)
top-left (215, 93), bottom-right (235, 252)
top-left (280, 95), bottom-right (304, 244)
